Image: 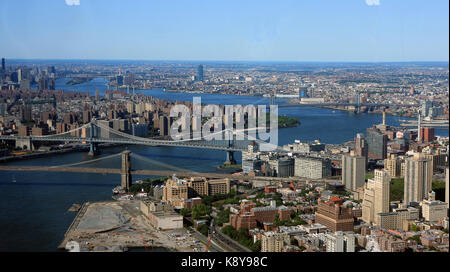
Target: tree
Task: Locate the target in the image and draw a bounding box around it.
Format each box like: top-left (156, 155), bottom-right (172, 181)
top-left (197, 224), bottom-right (209, 236)
top-left (274, 214), bottom-right (281, 226)
top-left (180, 208), bottom-right (191, 217)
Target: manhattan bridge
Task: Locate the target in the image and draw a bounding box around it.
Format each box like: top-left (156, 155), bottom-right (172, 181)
top-left (0, 119), bottom-right (283, 189)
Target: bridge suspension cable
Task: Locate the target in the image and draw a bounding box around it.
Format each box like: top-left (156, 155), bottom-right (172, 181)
top-left (130, 153), bottom-right (203, 176)
top-left (50, 152), bottom-right (122, 168)
top-left (33, 123), bottom-right (91, 139)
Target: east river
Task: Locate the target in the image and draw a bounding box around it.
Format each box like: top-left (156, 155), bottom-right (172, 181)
top-left (0, 78), bottom-right (447, 251)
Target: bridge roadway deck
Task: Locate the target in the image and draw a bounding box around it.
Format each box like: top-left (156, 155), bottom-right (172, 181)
top-left (278, 103), bottom-right (418, 108)
top-left (0, 136), bottom-right (246, 151)
top-left (0, 165), bottom-right (256, 181)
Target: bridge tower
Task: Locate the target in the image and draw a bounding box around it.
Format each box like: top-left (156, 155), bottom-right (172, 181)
top-left (121, 150), bottom-right (132, 190)
top-left (225, 134), bottom-right (236, 165)
top-left (88, 122), bottom-right (100, 156)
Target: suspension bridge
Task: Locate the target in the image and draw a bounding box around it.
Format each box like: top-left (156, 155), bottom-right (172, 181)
top-left (0, 119), bottom-right (283, 165)
top-left (0, 149), bottom-right (263, 191)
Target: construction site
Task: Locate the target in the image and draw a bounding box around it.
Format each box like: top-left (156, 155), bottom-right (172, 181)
top-left (59, 200), bottom-right (207, 252)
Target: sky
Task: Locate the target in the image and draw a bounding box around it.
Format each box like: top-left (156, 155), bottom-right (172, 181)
top-left (0, 0), bottom-right (448, 62)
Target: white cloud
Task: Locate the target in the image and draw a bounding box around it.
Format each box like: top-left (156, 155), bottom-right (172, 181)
top-left (65, 0), bottom-right (80, 6)
top-left (365, 0), bottom-right (380, 6)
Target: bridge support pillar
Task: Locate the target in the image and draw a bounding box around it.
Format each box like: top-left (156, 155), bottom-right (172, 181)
top-left (121, 150), bottom-right (132, 190)
top-left (88, 122), bottom-right (100, 156)
top-left (225, 151), bottom-right (236, 165)
top-left (88, 142), bottom-right (100, 156)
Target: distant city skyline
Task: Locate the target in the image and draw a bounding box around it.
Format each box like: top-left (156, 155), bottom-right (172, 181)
top-left (0, 0), bottom-right (448, 62)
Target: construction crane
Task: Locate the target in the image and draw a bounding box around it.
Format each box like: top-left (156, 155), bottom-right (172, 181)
top-left (205, 235), bottom-right (212, 252)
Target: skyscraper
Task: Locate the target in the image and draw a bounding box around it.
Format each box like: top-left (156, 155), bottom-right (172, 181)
top-left (362, 169), bottom-right (391, 225)
top-left (355, 133), bottom-right (368, 169)
top-left (49, 78), bottom-right (55, 90)
top-left (342, 153), bottom-right (366, 191)
top-left (38, 77), bottom-right (48, 90)
top-left (404, 153), bottom-right (433, 206)
top-left (1, 58), bottom-right (5, 71)
top-left (366, 127), bottom-right (387, 160)
top-left (197, 65), bottom-right (204, 81)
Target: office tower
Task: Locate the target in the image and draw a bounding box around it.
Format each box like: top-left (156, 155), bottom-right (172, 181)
top-left (355, 133), bottom-right (368, 169)
top-left (95, 89), bottom-right (100, 101)
top-left (362, 169), bottom-right (390, 225)
top-left (197, 65), bottom-right (204, 81)
top-left (342, 153), bottom-right (366, 191)
top-left (404, 153), bottom-right (433, 206)
top-left (366, 127), bottom-right (387, 159)
top-left (1, 58), bottom-right (5, 71)
top-left (325, 232), bottom-right (355, 252)
top-left (384, 154), bottom-right (403, 178)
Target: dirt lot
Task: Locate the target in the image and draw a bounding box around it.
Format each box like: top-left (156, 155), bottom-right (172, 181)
top-left (60, 200), bottom-right (206, 252)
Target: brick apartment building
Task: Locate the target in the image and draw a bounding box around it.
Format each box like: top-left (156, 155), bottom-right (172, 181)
top-left (315, 197), bottom-right (354, 232)
top-left (229, 200), bottom-right (291, 230)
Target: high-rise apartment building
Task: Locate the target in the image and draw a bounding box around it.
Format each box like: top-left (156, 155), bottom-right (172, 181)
top-left (384, 154), bottom-right (403, 178)
top-left (355, 133), bottom-right (368, 169)
top-left (404, 153), bottom-right (433, 206)
top-left (342, 153), bottom-right (365, 191)
top-left (159, 116), bottom-right (170, 136)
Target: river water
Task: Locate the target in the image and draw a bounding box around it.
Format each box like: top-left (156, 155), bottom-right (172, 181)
top-left (0, 78), bottom-right (446, 251)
